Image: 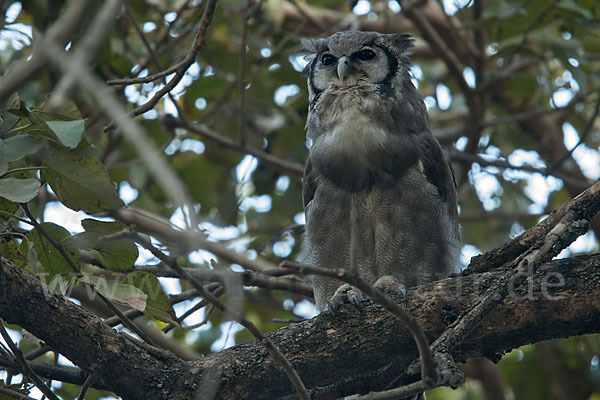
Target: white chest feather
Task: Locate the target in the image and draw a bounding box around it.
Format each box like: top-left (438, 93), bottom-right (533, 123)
top-left (314, 88), bottom-right (389, 159)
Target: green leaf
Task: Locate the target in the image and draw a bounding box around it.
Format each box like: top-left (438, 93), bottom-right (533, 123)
top-left (65, 219), bottom-right (138, 271)
top-left (41, 148), bottom-right (124, 213)
top-left (0, 178), bottom-right (41, 202)
top-left (0, 110), bottom-right (20, 133)
top-left (81, 273), bottom-right (147, 311)
top-left (124, 271), bottom-right (178, 324)
top-left (7, 92), bottom-right (21, 111)
top-left (0, 240), bottom-right (27, 266)
top-left (38, 98), bottom-right (83, 121)
top-left (556, 0), bottom-right (594, 19)
top-left (46, 120), bottom-right (85, 148)
top-left (0, 197), bottom-right (18, 222)
top-left (0, 135), bottom-right (43, 175)
top-left (21, 222), bottom-right (77, 284)
top-left (482, 2), bottom-right (526, 20)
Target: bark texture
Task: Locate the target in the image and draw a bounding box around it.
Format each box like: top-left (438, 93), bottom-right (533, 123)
top-left (1, 254), bottom-right (599, 399)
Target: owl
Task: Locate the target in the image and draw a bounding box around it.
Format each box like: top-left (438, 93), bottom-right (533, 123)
top-left (299, 31), bottom-right (461, 312)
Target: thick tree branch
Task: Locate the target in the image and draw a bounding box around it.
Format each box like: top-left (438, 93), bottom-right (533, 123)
top-left (1, 254), bottom-right (599, 399)
top-left (469, 179), bottom-right (600, 273)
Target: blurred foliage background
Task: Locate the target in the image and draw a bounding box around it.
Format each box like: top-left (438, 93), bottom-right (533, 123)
top-left (1, 0), bottom-right (600, 399)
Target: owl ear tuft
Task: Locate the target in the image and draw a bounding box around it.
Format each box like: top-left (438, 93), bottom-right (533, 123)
top-left (295, 38), bottom-right (327, 75)
top-left (300, 38), bottom-right (317, 53)
top-left (381, 34), bottom-right (414, 58)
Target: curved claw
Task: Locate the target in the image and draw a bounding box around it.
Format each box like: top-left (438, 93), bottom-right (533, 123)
top-left (350, 294), bottom-right (361, 310)
top-left (399, 286), bottom-right (408, 307)
top-left (325, 302), bottom-right (337, 316)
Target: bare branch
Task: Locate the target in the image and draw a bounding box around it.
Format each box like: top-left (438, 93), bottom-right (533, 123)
top-left (0, 0), bottom-right (91, 101)
top-left (104, 0), bottom-right (218, 130)
top-left (133, 234), bottom-right (311, 400)
top-left (38, 37), bottom-right (199, 230)
top-left (0, 322), bottom-right (60, 400)
top-left (48, 0), bottom-right (123, 110)
top-left (136, 265), bottom-right (313, 298)
top-left (110, 207), bottom-right (277, 272)
top-left (19, 204), bottom-right (159, 347)
top-left (173, 117), bottom-right (305, 177)
top-left (2, 251), bottom-right (600, 398)
top-left (469, 179), bottom-right (600, 273)
top-left (238, 0), bottom-right (251, 145)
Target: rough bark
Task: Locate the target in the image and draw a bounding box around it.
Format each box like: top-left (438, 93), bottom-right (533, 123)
top-left (1, 254), bottom-right (599, 399)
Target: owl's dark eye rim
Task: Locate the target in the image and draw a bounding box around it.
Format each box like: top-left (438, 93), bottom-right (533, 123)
top-left (321, 53), bottom-right (337, 66)
top-left (356, 48), bottom-right (376, 61)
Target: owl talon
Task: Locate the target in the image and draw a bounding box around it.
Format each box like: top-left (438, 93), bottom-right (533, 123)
top-left (374, 276), bottom-right (408, 306)
top-left (350, 294), bottom-right (362, 310)
top-left (323, 283), bottom-right (363, 314)
top-left (325, 302), bottom-right (338, 316)
top-left (400, 286), bottom-right (408, 307)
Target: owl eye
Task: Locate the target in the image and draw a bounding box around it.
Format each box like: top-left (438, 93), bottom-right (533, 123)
top-left (356, 49), bottom-right (376, 61)
top-left (321, 54), bottom-right (337, 66)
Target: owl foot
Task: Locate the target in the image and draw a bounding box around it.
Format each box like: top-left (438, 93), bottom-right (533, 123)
top-left (325, 284), bottom-right (363, 315)
top-left (373, 275), bottom-right (408, 307)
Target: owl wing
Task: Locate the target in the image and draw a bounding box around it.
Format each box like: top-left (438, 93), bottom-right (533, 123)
top-left (302, 157), bottom-right (319, 213)
top-left (417, 132), bottom-right (458, 218)
top-left (302, 133), bottom-right (457, 217)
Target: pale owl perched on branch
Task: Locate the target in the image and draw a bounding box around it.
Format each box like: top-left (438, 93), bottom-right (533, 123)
top-left (299, 31), bottom-right (461, 312)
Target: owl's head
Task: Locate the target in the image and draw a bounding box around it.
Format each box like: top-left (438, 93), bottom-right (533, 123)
top-left (299, 31), bottom-right (414, 102)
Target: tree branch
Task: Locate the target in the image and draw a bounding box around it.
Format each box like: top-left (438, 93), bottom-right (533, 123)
top-left (0, 0), bottom-right (91, 101)
top-left (1, 253), bottom-right (599, 399)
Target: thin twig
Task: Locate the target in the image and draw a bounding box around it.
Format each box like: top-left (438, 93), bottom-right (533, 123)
top-left (118, 0), bottom-right (195, 80)
top-left (77, 374), bottom-right (96, 400)
top-left (136, 264), bottom-right (313, 297)
top-left (238, 0), bottom-right (251, 145)
top-left (503, 0), bottom-right (557, 68)
top-left (0, 0), bottom-right (91, 100)
top-left (134, 234), bottom-right (310, 400)
top-left (285, 0), bottom-right (329, 32)
top-left (0, 321), bottom-right (60, 400)
top-left (349, 203), bottom-right (359, 274)
top-left (123, 0), bottom-right (185, 128)
top-left (20, 204), bottom-right (80, 273)
top-left (40, 38), bottom-right (199, 230)
top-left (124, 0), bottom-right (161, 70)
top-left (48, 0), bottom-right (123, 110)
top-left (467, 179), bottom-right (600, 273)
top-left (174, 117), bottom-right (304, 177)
top-left (104, 0), bottom-right (218, 131)
top-left (19, 204), bottom-right (159, 347)
top-left (109, 207), bottom-right (277, 272)
top-left (102, 287), bottom-right (219, 328)
top-left (548, 93), bottom-right (600, 174)
top-left (355, 380), bottom-right (428, 400)
top-left (447, 149), bottom-right (590, 189)
top-left (177, 303), bottom-right (215, 331)
top-left (95, 291), bottom-right (159, 347)
top-left (0, 386), bottom-right (38, 400)
top-left (107, 58), bottom-right (191, 86)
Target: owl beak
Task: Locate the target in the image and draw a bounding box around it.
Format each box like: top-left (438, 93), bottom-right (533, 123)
top-left (337, 56), bottom-right (350, 81)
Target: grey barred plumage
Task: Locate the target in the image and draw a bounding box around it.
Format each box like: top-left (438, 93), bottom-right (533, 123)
top-left (299, 31), bottom-right (461, 312)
